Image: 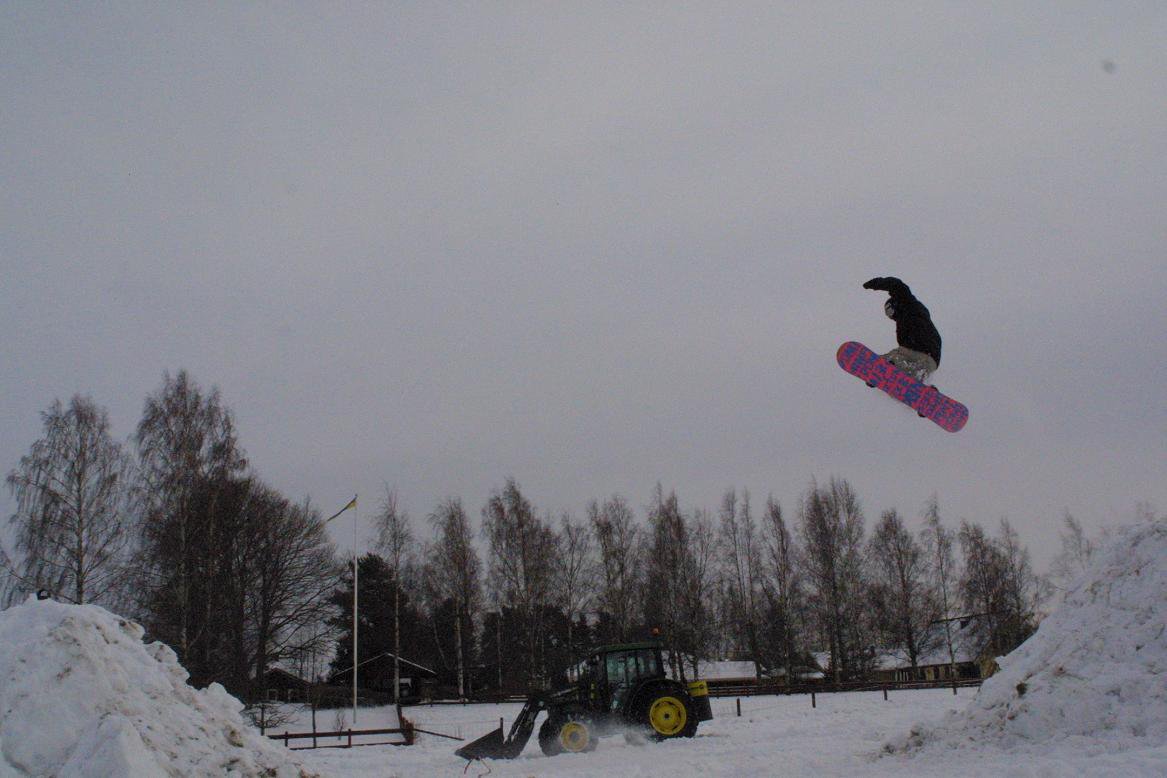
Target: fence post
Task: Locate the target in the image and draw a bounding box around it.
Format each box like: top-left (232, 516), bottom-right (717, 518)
top-left (736, 698), bottom-right (741, 717)
top-left (500, 717), bottom-right (504, 733)
top-left (883, 686), bottom-right (888, 701)
top-left (348, 729), bottom-right (352, 749)
top-left (811, 691), bottom-right (816, 709)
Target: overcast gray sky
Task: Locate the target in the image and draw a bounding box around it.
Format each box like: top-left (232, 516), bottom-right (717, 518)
top-left (3, 3), bottom-right (1164, 571)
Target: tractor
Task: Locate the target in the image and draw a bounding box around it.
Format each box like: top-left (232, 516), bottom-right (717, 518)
top-left (455, 642), bottom-right (713, 760)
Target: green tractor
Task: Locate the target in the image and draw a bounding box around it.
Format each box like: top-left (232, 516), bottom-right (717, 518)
top-left (455, 642), bottom-right (713, 760)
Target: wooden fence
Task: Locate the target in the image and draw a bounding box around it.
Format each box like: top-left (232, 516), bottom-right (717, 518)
top-left (406, 677), bottom-right (981, 707)
top-left (268, 725), bottom-right (414, 750)
top-left (705, 677), bottom-right (983, 698)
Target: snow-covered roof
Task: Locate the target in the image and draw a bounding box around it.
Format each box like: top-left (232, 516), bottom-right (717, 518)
top-left (877, 616), bottom-right (992, 670)
top-left (770, 666), bottom-right (825, 681)
top-left (695, 660), bottom-right (757, 680)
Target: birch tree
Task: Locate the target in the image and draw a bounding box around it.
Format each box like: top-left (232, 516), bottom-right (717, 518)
top-left (921, 497), bottom-right (959, 679)
top-left (1049, 512), bottom-right (1094, 592)
top-left (555, 512), bottom-right (595, 661)
top-left (589, 495), bottom-right (641, 643)
top-left (760, 496), bottom-right (804, 680)
top-left (719, 488), bottom-right (762, 673)
top-left (372, 488), bottom-right (414, 702)
top-left (134, 370), bottom-right (247, 681)
top-left (798, 478), bottom-right (869, 681)
top-left (866, 509), bottom-right (938, 672)
top-left (482, 479), bottom-right (556, 689)
top-left (6, 395), bottom-right (132, 606)
top-left (426, 497), bottom-right (481, 697)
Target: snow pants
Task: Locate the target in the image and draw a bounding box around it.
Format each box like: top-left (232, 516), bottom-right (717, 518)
top-left (881, 346), bottom-right (938, 382)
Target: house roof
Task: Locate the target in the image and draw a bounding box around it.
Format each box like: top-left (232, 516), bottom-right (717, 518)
top-left (265, 667), bottom-right (310, 685)
top-left (880, 615), bottom-right (993, 670)
top-left (327, 650), bottom-right (438, 683)
top-left (694, 660), bottom-right (757, 680)
top-left (767, 666), bottom-right (824, 681)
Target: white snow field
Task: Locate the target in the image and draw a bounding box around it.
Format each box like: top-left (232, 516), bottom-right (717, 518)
top-left (1, 516), bottom-right (1163, 776)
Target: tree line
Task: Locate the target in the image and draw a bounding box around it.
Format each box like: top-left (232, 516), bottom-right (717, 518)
top-left (3, 370), bottom-right (1104, 702)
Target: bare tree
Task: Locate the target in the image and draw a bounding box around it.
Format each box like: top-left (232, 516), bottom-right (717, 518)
top-left (589, 495), bottom-right (641, 643)
top-left (957, 519), bottom-right (1040, 656)
top-left (6, 395), bottom-right (132, 606)
top-left (482, 479), bottom-right (556, 689)
top-left (995, 518), bottom-right (1044, 647)
top-left (555, 512), bottom-right (595, 661)
top-left (643, 485), bottom-right (686, 674)
top-left (643, 485), bottom-right (715, 679)
top-left (372, 487), bottom-right (414, 702)
top-left (866, 509), bottom-right (938, 673)
top-left (759, 496), bottom-right (804, 681)
top-left (426, 497), bottom-right (481, 697)
top-left (0, 544), bottom-right (19, 608)
top-left (798, 478), bottom-right (869, 681)
top-left (719, 488), bottom-right (763, 674)
top-left (920, 497), bottom-right (959, 679)
top-left (245, 487), bottom-right (340, 699)
top-left (676, 507), bottom-right (718, 679)
top-left (133, 370), bottom-right (247, 681)
top-left (1049, 512), bottom-right (1095, 592)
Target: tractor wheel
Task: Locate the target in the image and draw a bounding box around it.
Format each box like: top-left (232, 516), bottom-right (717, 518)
top-left (538, 717), bottom-right (562, 756)
top-left (538, 712), bottom-right (596, 756)
top-left (638, 691), bottom-right (696, 740)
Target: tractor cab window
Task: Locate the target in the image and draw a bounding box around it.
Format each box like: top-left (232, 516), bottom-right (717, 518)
top-left (603, 648), bottom-right (662, 712)
top-left (604, 649), bottom-right (662, 687)
top-left (576, 655), bottom-right (599, 685)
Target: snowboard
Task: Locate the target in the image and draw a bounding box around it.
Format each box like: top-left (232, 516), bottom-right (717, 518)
top-left (836, 341), bottom-right (968, 433)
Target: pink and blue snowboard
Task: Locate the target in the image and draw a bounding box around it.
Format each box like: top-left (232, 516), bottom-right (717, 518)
top-left (837, 341), bottom-right (968, 433)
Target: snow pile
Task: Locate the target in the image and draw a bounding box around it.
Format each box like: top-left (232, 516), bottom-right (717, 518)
top-left (0, 598), bottom-right (316, 777)
top-left (890, 517), bottom-right (1167, 756)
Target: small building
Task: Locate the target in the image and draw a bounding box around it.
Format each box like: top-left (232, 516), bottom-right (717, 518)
top-left (326, 651), bottom-right (438, 702)
top-left (694, 660), bottom-right (759, 690)
top-left (874, 615), bottom-right (995, 683)
top-left (263, 667), bottom-right (311, 703)
top-left (768, 663), bottom-right (826, 684)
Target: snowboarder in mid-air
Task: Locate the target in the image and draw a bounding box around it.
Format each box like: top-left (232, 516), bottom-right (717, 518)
top-left (836, 277), bottom-right (965, 432)
top-left (862, 276), bottom-right (941, 382)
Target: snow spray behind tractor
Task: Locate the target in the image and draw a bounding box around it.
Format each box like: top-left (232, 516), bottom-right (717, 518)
top-left (456, 642), bottom-right (712, 759)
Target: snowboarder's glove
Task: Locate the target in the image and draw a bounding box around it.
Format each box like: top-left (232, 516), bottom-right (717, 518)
top-left (863, 277), bottom-right (909, 295)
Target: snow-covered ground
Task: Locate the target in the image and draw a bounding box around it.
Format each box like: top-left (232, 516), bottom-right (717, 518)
top-left (1, 517), bottom-right (1164, 776)
top-left (295, 687), bottom-right (1164, 776)
top-left (306, 693), bottom-right (978, 776)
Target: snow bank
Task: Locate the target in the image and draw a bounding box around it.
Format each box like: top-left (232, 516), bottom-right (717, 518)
top-left (889, 517), bottom-right (1167, 756)
top-left (0, 598), bottom-right (316, 778)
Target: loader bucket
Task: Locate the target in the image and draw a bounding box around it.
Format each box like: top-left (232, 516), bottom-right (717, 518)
top-left (455, 726), bottom-right (507, 760)
top-left (455, 694), bottom-right (544, 760)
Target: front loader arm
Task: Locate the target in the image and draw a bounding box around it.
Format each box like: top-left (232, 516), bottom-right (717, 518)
top-left (455, 694), bottom-right (547, 760)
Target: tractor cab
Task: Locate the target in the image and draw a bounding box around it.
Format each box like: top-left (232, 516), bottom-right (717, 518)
top-left (594, 644), bottom-right (665, 711)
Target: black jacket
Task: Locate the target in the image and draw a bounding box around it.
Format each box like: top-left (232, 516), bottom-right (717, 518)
top-left (863, 277), bottom-right (942, 365)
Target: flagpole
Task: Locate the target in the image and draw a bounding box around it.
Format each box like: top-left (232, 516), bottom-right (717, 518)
top-left (352, 504), bottom-right (358, 725)
top-left (325, 495), bottom-right (359, 727)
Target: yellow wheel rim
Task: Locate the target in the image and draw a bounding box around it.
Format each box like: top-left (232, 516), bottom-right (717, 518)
top-left (648, 696), bottom-right (687, 736)
top-left (559, 721), bottom-right (590, 753)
